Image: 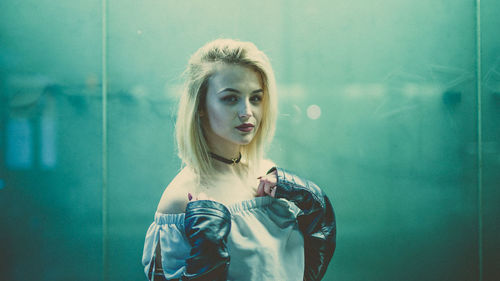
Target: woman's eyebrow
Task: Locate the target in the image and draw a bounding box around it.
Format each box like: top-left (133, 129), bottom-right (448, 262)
top-left (217, 88), bottom-right (264, 95)
top-left (217, 88), bottom-right (240, 95)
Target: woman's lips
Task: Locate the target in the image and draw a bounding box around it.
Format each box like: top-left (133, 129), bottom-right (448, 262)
top-left (236, 124), bottom-right (254, 132)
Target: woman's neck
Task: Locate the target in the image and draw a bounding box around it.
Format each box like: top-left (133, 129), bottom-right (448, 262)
top-left (210, 146), bottom-right (240, 161)
top-left (206, 140), bottom-right (241, 172)
top-left (210, 157), bottom-right (243, 174)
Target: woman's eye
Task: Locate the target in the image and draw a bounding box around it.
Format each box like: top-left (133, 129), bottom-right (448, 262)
top-left (250, 95), bottom-right (263, 103)
top-left (221, 95), bottom-right (238, 103)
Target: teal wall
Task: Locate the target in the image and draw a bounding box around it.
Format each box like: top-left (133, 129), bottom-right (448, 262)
top-left (1, 1), bottom-right (499, 280)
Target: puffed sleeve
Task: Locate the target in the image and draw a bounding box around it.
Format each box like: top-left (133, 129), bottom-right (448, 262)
top-left (142, 213), bottom-right (190, 280)
top-left (142, 200), bottom-right (231, 281)
top-left (267, 167), bottom-right (336, 281)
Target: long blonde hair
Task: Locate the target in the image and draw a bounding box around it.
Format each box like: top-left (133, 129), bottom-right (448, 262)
top-left (175, 39), bottom-right (277, 178)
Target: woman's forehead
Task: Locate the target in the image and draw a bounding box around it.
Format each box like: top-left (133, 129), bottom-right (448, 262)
top-left (208, 64), bottom-right (263, 92)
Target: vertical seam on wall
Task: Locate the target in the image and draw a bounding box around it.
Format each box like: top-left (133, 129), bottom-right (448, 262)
top-left (476, 0), bottom-right (483, 281)
top-left (102, 0), bottom-right (108, 280)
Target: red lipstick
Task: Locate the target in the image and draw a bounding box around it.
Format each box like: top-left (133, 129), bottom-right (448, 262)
top-left (236, 123), bottom-right (254, 132)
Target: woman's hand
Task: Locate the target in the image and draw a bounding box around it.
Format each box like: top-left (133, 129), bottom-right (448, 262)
top-left (256, 170), bottom-right (278, 197)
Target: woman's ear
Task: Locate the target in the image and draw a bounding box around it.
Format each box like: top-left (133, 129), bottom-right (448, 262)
top-left (198, 110), bottom-right (205, 117)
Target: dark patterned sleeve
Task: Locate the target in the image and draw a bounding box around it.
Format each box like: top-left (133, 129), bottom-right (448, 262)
top-left (181, 200), bottom-right (231, 281)
top-left (268, 167), bottom-right (336, 281)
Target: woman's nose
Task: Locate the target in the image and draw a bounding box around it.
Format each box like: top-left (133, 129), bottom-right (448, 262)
top-left (238, 99), bottom-right (252, 119)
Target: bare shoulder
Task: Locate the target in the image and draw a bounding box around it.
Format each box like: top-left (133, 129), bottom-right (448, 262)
top-left (156, 167), bottom-right (196, 214)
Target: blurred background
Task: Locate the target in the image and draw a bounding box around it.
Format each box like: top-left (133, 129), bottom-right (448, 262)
top-left (1, 0), bottom-right (499, 280)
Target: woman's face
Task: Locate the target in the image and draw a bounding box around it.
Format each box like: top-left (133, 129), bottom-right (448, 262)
top-left (201, 63), bottom-right (264, 151)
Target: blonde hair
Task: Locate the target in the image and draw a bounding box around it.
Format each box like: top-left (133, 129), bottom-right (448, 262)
top-left (175, 39), bottom-right (277, 177)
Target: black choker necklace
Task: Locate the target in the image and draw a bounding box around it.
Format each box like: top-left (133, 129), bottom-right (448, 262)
top-left (209, 152), bottom-right (242, 165)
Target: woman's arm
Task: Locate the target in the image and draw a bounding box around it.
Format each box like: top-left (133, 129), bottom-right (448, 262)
top-left (262, 167), bottom-right (336, 281)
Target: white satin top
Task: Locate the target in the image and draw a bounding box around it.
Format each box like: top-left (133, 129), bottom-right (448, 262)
top-left (142, 196), bottom-right (305, 281)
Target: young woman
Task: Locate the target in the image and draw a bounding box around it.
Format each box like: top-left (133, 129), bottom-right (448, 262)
top-left (142, 39), bottom-right (336, 281)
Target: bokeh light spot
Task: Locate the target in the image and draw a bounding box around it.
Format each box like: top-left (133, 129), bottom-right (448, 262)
top-left (307, 104), bottom-right (321, 120)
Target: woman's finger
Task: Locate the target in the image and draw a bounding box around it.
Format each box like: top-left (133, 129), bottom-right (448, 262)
top-left (270, 186), bottom-right (277, 197)
top-left (256, 180), bottom-right (265, 197)
top-left (258, 173), bottom-right (277, 186)
top-left (265, 182), bottom-right (277, 198)
top-left (263, 181), bottom-right (271, 195)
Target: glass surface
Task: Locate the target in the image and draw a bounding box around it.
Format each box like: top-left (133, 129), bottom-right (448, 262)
top-left (0, 1), bottom-right (103, 280)
top-left (481, 0), bottom-right (500, 280)
top-left (269, 1), bottom-right (479, 280)
top-left (1, 1), bottom-right (499, 280)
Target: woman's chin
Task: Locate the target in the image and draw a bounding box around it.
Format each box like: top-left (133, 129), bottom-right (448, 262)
top-left (235, 136), bottom-right (254, 145)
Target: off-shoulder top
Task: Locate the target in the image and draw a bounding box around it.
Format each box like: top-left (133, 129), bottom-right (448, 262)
top-left (142, 196), bottom-right (305, 281)
top-left (142, 167), bottom-right (337, 281)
